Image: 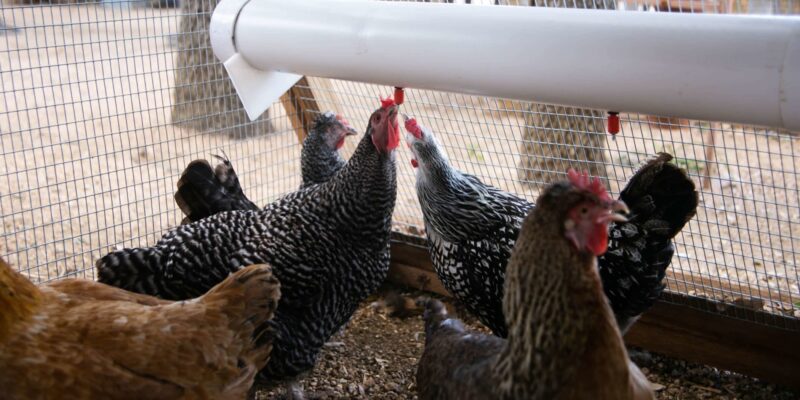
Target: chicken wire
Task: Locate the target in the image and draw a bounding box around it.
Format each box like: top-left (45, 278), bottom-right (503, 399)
top-left (1, 0), bottom-right (798, 332)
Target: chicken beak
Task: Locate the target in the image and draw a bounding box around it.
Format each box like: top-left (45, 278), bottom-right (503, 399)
top-left (599, 200), bottom-right (629, 223)
top-left (612, 200), bottom-right (630, 215)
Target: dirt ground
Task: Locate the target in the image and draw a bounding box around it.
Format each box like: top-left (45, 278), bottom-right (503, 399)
top-left (254, 288), bottom-right (798, 400)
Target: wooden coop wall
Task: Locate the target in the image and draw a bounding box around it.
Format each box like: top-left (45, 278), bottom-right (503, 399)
top-left (0, 0), bottom-right (798, 387)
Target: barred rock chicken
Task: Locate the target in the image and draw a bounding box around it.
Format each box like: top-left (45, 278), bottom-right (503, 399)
top-left (0, 258), bottom-right (280, 400)
top-left (97, 96), bottom-right (400, 398)
top-left (416, 173), bottom-right (654, 400)
top-left (405, 116), bottom-right (698, 336)
top-left (174, 111), bottom-right (357, 224)
top-left (299, 111), bottom-right (358, 187)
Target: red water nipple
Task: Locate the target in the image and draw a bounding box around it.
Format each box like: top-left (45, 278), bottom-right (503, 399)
top-left (394, 87), bottom-right (405, 105)
top-left (608, 111), bottom-right (620, 135)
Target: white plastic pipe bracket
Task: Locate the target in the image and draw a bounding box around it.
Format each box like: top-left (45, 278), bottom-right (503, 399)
top-left (210, 0), bottom-right (302, 121)
top-left (208, 0), bottom-right (249, 64)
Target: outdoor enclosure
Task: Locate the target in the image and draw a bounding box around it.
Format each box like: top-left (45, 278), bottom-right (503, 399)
top-left (1, 0), bottom-right (798, 388)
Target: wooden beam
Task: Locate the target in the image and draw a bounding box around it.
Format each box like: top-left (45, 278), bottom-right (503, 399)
top-left (665, 269), bottom-right (796, 306)
top-left (388, 239), bottom-right (800, 389)
top-left (279, 76), bottom-right (320, 144)
top-left (625, 295), bottom-right (800, 388)
top-left (389, 239), bottom-right (449, 296)
top-left (392, 232), bottom-right (795, 306)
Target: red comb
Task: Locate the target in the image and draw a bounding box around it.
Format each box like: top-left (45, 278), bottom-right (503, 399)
top-left (567, 169), bottom-right (611, 202)
top-left (380, 96), bottom-right (396, 109)
top-left (335, 114), bottom-right (352, 127)
top-left (405, 117), bottom-right (424, 140)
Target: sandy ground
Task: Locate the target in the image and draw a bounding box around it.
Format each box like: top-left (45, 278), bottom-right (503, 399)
top-left (0, 3), bottom-right (798, 320)
top-left (254, 287), bottom-right (799, 399)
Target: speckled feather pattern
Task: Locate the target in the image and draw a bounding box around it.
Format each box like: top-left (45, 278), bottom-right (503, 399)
top-left (416, 147), bottom-right (697, 337)
top-left (299, 115), bottom-right (348, 188)
top-left (421, 172), bottom-right (531, 338)
top-left (97, 130), bottom-right (397, 382)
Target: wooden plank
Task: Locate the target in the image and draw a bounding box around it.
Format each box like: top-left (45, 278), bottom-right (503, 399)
top-left (392, 233), bottom-right (795, 306)
top-left (387, 240), bottom-right (800, 389)
top-left (391, 239), bottom-right (433, 270)
top-left (306, 77), bottom-right (342, 116)
top-left (279, 76), bottom-right (320, 144)
top-left (665, 269), bottom-right (796, 306)
top-left (389, 239), bottom-right (449, 296)
top-left (625, 297), bottom-right (800, 388)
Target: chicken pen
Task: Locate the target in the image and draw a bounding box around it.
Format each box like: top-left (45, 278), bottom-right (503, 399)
top-left (1, 0), bottom-right (799, 397)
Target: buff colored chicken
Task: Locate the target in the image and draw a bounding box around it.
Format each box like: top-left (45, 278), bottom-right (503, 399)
top-left (0, 257), bottom-right (280, 400)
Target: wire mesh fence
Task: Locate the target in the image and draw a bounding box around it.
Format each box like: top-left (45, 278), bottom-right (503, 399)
top-left (1, 0), bottom-right (798, 332)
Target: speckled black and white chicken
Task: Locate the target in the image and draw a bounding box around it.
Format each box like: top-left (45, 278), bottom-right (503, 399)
top-left (96, 97), bottom-right (400, 398)
top-left (404, 115), bottom-right (698, 337)
top-left (174, 111), bottom-right (357, 224)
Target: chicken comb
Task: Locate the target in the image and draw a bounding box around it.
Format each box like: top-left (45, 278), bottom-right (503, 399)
top-left (335, 113), bottom-right (352, 128)
top-left (567, 169), bottom-right (612, 202)
top-left (404, 117), bottom-right (424, 140)
top-left (380, 96), bottom-right (396, 109)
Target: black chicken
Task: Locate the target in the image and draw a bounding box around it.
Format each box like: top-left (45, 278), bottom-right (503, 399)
top-left (96, 97), bottom-right (400, 398)
top-left (174, 111), bottom-right (357, 224)
top-left (404, 115), bottom-right (698, 336)
top-left (417, 173), bottom-right (653, 399)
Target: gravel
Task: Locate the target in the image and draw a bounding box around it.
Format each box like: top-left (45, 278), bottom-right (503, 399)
top-left (256, 287), bottom-right (798, 399)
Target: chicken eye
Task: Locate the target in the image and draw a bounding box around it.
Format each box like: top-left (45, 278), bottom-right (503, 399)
top-left (580, 207), bottom-right (588, 214)
top-left (374, 115), bottom-right (382, 123)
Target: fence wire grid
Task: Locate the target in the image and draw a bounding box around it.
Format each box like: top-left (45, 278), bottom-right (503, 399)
top-left (1, 0), bottom-right (798, 331)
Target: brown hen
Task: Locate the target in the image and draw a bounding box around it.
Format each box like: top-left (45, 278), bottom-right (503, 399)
top-left (0, 258), bottom-right (280, 400)
top-left (417, 171), bottom-right (654, 400)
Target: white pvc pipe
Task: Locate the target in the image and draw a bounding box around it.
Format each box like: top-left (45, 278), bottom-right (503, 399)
top-left (210, 0), bottom-right (800, 130)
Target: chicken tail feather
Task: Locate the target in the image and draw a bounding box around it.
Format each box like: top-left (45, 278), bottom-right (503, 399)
top-left (174, 157), bottom-right (259, 224)
top-left (601, 152), bottom-right (699, 332)
top-left (620, 153), bottom-right (698, 239)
